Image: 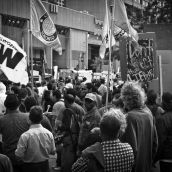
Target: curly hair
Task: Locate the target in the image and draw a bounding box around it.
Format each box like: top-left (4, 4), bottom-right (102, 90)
top-left (121, 81), bottom-right (146, 111)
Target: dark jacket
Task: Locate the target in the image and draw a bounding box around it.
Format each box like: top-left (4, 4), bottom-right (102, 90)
top-left (0, 110), bottom-right (30, 164)
top-left (78, 107), bottom-right (101, 150)
top-left (0, 154), bottom-right (13, 172)
top-left (156, 111), bottom-right (172, 160)
top-left (82, 142), bottom-right (104, 172)
top-left (121, 106), bottom-right (158, 172)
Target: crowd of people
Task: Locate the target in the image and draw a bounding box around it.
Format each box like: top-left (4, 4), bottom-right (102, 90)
top-left (0, 75), bottom-right (172, 172)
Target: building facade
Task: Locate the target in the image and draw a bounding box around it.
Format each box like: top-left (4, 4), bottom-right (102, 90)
top-left (0, 0), bottom-right (147, 76)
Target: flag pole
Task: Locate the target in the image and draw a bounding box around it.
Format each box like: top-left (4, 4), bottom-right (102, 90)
top-left (30, 0), bottom-right (34, 92)
top-left (106, 0), bottom-right (115, 108)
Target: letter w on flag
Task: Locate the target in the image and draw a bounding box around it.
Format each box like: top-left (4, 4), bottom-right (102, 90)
top-left (31, 0), bottom-right (62, 55)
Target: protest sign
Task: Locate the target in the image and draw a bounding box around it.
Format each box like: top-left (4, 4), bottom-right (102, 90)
top-left (120, 32), bottom-right (157, 82)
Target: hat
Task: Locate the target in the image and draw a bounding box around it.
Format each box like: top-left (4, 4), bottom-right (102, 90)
top-left (85, 93), bottom-right (96, 102)
top-left (4, 93), bottom-right (20, 110)
top-left (65, 83), bottom-right (73, 89)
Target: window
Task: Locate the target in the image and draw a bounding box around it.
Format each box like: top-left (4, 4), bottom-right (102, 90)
top-left (48, 0), bottom-right (65, 7)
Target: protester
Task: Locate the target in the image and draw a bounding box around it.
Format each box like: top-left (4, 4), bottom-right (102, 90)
top-left (0, 93), bottom-right (30, 172)
top-left (85, 82), bottom-right (102, 108)
top-left (42, 83), bottom-right (54, 112)
top-left (50, 89), bottom-right (65, 129)
top-left (24, 96), bottom-right (53, 132)
top-left (65, 77), bottom-right (73, 89)
top-left (98, 78), bottom-right (107, 96)
top-left (155, 92), bottom-right (172, 172)
top-left (120, 81), bottom-right (158, 172)
top-left (146, 89), bottom-right (164, 118)
top-left (99, 91), bottom-right (114, 116)
top-left (0, 153), bottom-right (13, 172)
top-left (78, 93), bottom-right (101, 152)
top-left (60, 89), bottom-right (85, 172)
top-left (72, 108), bottom-right (134, 172)
top-left (64, 88), bottom-right (85, 122)
top-left (50, 90), bottom-right (65, 170)
top-left (15, 106), bottom-right (56, 172)
top-left (18, 88), bottom-right (28, 113)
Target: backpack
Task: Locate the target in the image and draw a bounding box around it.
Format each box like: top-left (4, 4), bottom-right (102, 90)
top-left (54, 108), bottom-right (80, 148)
top-left (62, 108), bottom-right (80, 133)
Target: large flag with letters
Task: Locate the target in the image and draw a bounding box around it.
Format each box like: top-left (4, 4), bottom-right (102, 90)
top-left (0, 34), bottom-right (29, 84)
top-left (31, 0), bottom-right (62, 54)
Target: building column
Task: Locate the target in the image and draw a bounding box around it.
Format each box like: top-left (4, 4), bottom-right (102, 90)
top-left (22, 20), bottom-right (30, 65)
top-left (85, 32), bottom-right (88, 69)
top-left (45, 47), bottom-right (53, 74)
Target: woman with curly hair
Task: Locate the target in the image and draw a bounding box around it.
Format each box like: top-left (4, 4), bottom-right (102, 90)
top-left (120, 81), bottom-right (158, 172)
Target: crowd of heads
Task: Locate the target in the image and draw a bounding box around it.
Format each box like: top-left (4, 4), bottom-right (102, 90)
top-left (1, 75), bottom-right (172, 140)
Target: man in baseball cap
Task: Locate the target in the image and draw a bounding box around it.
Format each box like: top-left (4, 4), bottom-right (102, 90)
top-left (78, 93), bottom-right (101, 153)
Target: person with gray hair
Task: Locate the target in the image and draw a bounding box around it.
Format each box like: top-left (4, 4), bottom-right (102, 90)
top-left (120, 81), bottom-right (158, 172)
top-left (72, 108), bottom-right (134, 172)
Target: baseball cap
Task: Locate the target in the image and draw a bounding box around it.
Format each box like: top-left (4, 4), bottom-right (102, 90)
top-left (85, 93), bottom-right (96, 102)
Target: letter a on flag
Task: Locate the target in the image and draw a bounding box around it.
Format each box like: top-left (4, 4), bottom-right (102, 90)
top-left (31, 0), bottom-right (62, 54)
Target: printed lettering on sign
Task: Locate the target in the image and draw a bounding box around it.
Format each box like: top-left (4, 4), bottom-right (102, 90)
top-left (120, 33), bottom-right (156, 82)
top-left (0, 43), bottom-right (24, 69)
top-left (125, 33), bottom-right (156, 82)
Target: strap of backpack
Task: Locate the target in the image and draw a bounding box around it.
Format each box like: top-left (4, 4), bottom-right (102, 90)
top-left (65, 108), bottom-right (80, 132)
top-left (64, 108), bottom-right (80, 150)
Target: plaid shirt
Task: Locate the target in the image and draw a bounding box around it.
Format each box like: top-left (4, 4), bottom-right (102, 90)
top-left (72, 139), bottom-right (134, 172)
top-left (102, 140), bottom-right (134, 172)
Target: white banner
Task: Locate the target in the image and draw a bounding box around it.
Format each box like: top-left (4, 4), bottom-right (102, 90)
top-left (31, 0), bottom-right (62, 55)
top-left (0, 34), bottom-right (28, 84)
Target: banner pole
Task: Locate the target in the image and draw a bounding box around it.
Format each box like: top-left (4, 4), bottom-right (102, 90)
top-left (30, 0), bottom-right (34, 92)
top-left (106, 0), bottom-right (115, 108)
top-left (159, 55), bottom-right (163, 103)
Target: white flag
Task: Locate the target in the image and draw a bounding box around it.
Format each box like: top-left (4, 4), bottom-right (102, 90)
top-left (99, 0), bottom-right (116, 59)
top-left (112, 0), bottom-right (139, 42)
top-left (31, 0), bottom-right (62, 55)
